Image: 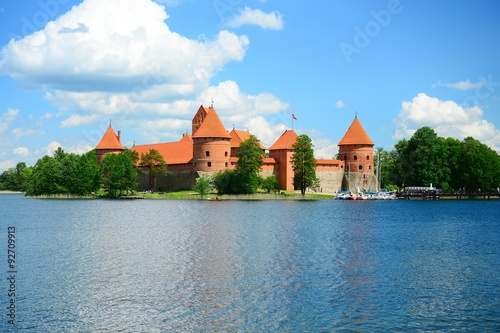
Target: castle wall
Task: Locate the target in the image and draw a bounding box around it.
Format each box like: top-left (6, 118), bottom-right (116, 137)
top-left (341, 172), bottom-right (378, 192)
top-left (137, 169), bottom-right (200, 192)
top-left (316, 170), bottom-right (345, 193)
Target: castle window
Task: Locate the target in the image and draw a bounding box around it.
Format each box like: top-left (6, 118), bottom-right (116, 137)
top-left (344, 155), bottom-right (347, 160)
top-left (194, 162), bottom-right (197, 167)
top-left (208, 162), bottom-right (212, 167)
top-left (205, 151), bottom-right (210, 157)
top-left (225, 151), bottom-right (228, 157)
top-left (369, 165), bottom-right (372, 170)
top-left (359, 165), bottom-right (363, 170)
top-left (354, 155), bottom-right (358, 160)
top-left (367, 155), bottom-right (370, 160)
top-left (225, 162), bottom-right (228, 167)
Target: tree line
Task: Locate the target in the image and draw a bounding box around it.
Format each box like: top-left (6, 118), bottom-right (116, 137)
top-left (376, 126), bottom-right (500, 193)
top-left (0, 147), bottom-right (167, 198)
top-left (3, 126), bottom-right (498, 196)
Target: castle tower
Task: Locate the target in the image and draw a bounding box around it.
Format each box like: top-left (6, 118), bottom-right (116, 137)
top-left (337, 116), bottom-right (376, 191)
top-left (192, 105), bottom-right (231, 172)
top-left (95, 124), bottom-right (126, 164)
top-left (268, 130), bottom-right (298, 190)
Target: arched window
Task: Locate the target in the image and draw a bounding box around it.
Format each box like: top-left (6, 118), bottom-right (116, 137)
top-left (354, 155), bottom-right (358, 160)
top-left (205, 151), bottom-right (210, 157)
top-left (359, 165), bottom-right (363, 170)
top-left (367, 155), bottom-right (370, 160)
top-left (207, 162), bottom-right (212, 167)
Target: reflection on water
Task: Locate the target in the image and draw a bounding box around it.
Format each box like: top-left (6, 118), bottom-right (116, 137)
top-left (1, 195), bottom-right (499, 332)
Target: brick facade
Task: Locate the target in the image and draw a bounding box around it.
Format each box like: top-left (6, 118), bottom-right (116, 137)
top-left (94, 106), bottom-right (377, 193)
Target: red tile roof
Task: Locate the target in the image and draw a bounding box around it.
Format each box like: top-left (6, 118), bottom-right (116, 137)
top-left (192, 107), bottom-right (231, 139)
top-left (316, 159), bottom-right (341, 165)
top-left (229, 129), bottom-right (267, 149)
top-left (338, 117), bottom-right (374, 146)
top-left (268, 130), bottom-right (298, 150)
top-left (131, 134), bottom-right (193, 165)
top-left (95, 125), bottom-right (125, 150)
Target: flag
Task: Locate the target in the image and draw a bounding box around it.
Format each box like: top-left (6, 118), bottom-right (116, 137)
top-left (292, 113), bottom-right (297, 120)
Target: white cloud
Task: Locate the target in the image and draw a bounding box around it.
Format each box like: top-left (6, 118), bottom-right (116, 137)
top-left (244, 116), bottom-right (287, 148)
top-left (0, 109), bottom-right (19, 133)
top-left (433, 79), bottom-right (485, 91)
top-left (0, 0), bottom-right (249, 94)
top-left (60, 114), bottom-right (100, 128)
top-left (0, 160), bottom-right (15, 170)
top-left (36, 141), bottom-right (64, 157)
top-left (12, 128), bottom-right (38, 138)
top-left (335, 100), bottom-right (344, 108)
top-left (13, 147), bottom-right (30, 157)
top-left (313, 138), bottom-right (339, 159)
top-left (225, 7), bottom-right (284, 30)
top-left (393, 93), bottom-right (500, 151)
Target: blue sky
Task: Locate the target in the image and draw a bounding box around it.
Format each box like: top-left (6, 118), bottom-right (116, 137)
top-left (1, 0), bottom-right (499, 171)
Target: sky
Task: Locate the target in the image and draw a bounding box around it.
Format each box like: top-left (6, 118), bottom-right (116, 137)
top-left (1, 0), bottom-right (499, 171)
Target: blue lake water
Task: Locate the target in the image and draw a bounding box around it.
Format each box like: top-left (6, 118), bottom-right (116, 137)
top-left (1, 194), bottom-right (500, 332)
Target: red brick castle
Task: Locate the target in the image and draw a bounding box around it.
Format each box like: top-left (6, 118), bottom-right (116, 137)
top-left (95, 105), bottom-right (377, 193)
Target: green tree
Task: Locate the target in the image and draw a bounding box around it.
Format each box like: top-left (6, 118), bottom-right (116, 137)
top-left (194, 174), bottom-right (212, 197)
top-left (140, 148), bottom-right (168, 190)
top-left (234, 135), bottom-right (265, 194)
top-left (460, 137), bottom-right (500, 194)
top-left (100, 152), bottom-right (137, 197)
top-left (212, 169), bottom-right (234, 195)
top-left (291, 134), bottom-right (319, 195)
top-left (261, 175), bottom-right (280, 193)
top-left (393, 127), bottom-right (449, 188)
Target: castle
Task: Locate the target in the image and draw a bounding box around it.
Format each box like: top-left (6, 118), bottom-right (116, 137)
top-left (94, 105), bottom-right (377, 193)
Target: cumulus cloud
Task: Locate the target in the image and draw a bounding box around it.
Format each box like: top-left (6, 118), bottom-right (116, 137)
top-left (244, 116), bottom-right (287, 148)
top-left (335, 100), bottom-right (344, 108)
top-left (433, 79), bottom-right (485, 91)
top-left (37, 141), bottom-right (64, 157)
top-left (225, 7), bottom-right (284, 30)
top-left (0, 109), bottom-right (19, 133)
top-left (0, 160), bottom-right (15, 170)
top-left (0, 0), bottom-right (249, 94)
top-left (13, 147), bottom-right (30, 157)
top-left (313, 138), bottom-right (339, 159)
top-left (393, 93), bottom-right (500, 151)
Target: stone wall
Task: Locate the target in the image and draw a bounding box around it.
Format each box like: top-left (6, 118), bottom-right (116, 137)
top-left (341, 172), bottom-right (378, 192)
top-left (137, 170), bottom-right (200, 192)
top-left (316, 170), bottom-right (345, 193)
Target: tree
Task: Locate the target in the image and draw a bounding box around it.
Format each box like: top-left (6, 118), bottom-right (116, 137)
top-left (234, 135), bottom-right (265, 194)
top-left (212, 169), bottom-right (234, 195)
top-left (460, 137), bottom-right (500, 194)
top-left (261, 175), bottom-right (280, 193)
top-left (100, 152), bottom-right (137, 197)
top-left (194, 174), bottom-right (212, 197)
top-left (140, 148), bottom-right (168, 190)
top-left (291, 134), bottom-right (319, 195)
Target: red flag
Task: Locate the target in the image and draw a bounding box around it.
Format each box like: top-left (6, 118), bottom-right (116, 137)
top-left (292, 113), bottom-right (297, 120)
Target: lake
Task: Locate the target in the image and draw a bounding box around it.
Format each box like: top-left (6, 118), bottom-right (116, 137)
top-left (1, 194), bottom-right (499, 332)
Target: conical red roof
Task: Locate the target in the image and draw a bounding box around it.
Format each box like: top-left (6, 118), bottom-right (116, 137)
top-left (338, 117), bottom-right (374, 146)
top-left (192, 107), bottom-right (231, 139)
top-left (268, 130), bottom-right (298, 150)
top-left (95, 125), bottom-right (125, 150)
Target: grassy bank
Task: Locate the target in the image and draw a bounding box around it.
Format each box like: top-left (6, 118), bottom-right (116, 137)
top-left (143, 190), bottom-right (335, 200)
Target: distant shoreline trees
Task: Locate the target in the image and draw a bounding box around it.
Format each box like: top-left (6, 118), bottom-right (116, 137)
top-left (377, 126), bottom-right (500, 193)
top-left (2, 126), bottom-right (499, 196)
